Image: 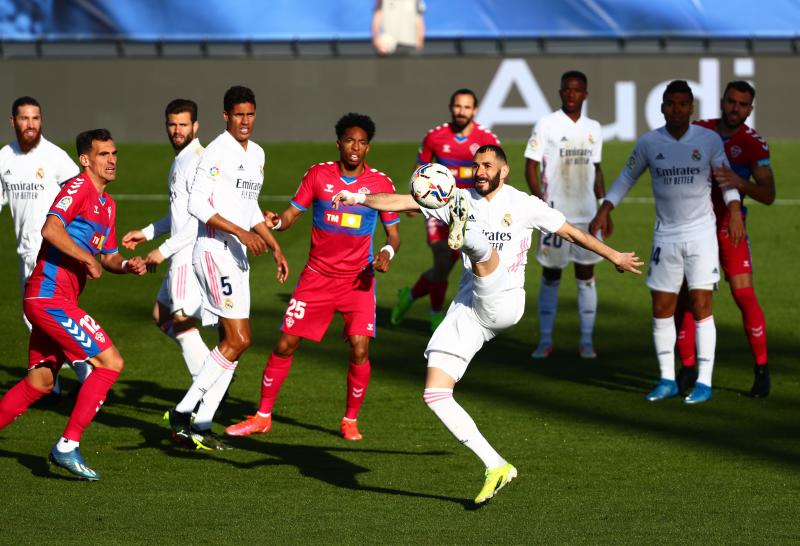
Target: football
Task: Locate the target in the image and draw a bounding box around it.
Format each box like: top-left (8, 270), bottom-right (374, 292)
top-left (409, 163), bottom-right (456, 209)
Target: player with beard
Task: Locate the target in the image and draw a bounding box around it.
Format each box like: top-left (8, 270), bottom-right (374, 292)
top-left (0, 96), bottom-right (91, 394)
top-left (524, 71), bottom-right (606, 360)
top-left (122, 100), bottom-right (231, 448)
top-left (333, 144), bottom-right (642, 503)
top-left (391, 89), bottom-right (500, 332)
top-left (674, 81), bottom-right (776, 397)
top-left (225, 113), bottom-right (400, 441)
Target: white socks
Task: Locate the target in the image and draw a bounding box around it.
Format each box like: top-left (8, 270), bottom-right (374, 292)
top-left (423, 388), bottom-right (505, 469)
top-left (175, 328), bottom-right (210, 379)
top-left (696, 316), bottom-right (716, 386)
top-left (653, 317), bottom-right (677, 380)
top-left (193, 368), bottom-right (234, 431)
top-left (576, 278), bottom-right (597, 345)
top-left (56, 437), bottom-right (79, 453)
top-left (175, 347), bottom-right (237, 414)
top-left (538, 278), bottom-right (560, 345)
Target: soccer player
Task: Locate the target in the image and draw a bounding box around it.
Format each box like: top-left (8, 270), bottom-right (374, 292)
top-left (674, 81), bottom-right (775, 398)
top-left (0, 129), bottom-right (148, 480)
top-left (391, 89), bottom-right (500, 331)
top-left (122, 99), bottom-right (232, 446)
top-left (0, 96), bottom-right (91, 391)
top-left (333, 144), bottom-right (642, 503)
top-left (590, 80), bottom-right (744, 404)
top-left (225, 113), bottom-right (400, 441)
top-left (166, 86), bottom-right (289, 448)
top-left (524, 71), bottom-right (606, 359)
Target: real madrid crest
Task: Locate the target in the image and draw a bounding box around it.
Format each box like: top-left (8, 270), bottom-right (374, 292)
top-left (502, 213), bottom-right (512, 227)
top-left (588, 134), bottom-right (595, 145)
top-left (691, 149), bottom-right (702, 161)
top-left (36, 167), bottom-right (44, 179)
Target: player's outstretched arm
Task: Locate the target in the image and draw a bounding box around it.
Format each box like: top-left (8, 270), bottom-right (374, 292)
top-left (41, 215), bottom-right (102, 279)
top-left (556, 221), bottom-right (643, 274)
top-left (332, 190), bottom-right (419, 212)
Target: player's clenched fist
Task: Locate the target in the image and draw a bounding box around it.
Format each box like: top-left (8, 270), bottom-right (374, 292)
top-left (263, 210), bottom-right (281, 229)
top-left (126, 256), bottom-right (148, 276)
top-left (84, 257), bottom-right (103, 280)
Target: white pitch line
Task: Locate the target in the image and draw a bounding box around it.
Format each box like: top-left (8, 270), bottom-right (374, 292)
top-left (113, 194), bottom-right (800, 206)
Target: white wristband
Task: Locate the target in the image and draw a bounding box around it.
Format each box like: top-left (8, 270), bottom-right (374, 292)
top-left (121, 260), bottom-right (129, 273)
top-left (272, 218), bottom-right (282, 231)
top-left (353, 192), bottom-right (366, 205)
top-left (380, 244), bottom-right (395, 260)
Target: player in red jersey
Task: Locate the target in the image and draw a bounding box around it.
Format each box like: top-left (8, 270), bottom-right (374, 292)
top-left (0, 129), bottom-right (147, 480)
top-left (391, 89), bottom-right (500, 331)
top-left (225, 113), bottom-right (400, 441)
top-left (675, 81), bottom-right (776, 398)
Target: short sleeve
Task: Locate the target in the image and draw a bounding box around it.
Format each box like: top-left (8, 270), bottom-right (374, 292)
top-left (524, 121), bottom-right (544, 162)
top-left (379, 178), bottom-right (400, 225)
top-left (48, 176), bottom-right (87, 226)
top-left (591, 122), bottom-right (602, 164)
top-left (525, 194), bottom-right (566, 234)
top-left (417, 132), bottom-right (435, 164)
top-left (290, 168), bottom-right (315, 212)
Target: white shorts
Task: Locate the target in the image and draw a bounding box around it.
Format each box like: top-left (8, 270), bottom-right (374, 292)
top-left (646, 232), bottom-right (720, 293)
top-left (156, 259), bottom-right (203, 318)
top-left (425, 265), bottom-right (525, 381)
top-left (193, 250), bottom-right (250, 326)
top-left (536, 222), bottom-right (602, 269)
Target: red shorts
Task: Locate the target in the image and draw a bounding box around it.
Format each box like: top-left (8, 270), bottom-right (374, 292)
top-left (24, 298), bottom-right (113, 368)
top-left (280, 266), bottom-right (377, 342)
top-left (717, 209), bottom-right (753, 278)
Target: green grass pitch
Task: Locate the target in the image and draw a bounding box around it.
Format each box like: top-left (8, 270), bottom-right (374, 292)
top-left (0, 140), bottom-right (798, 544)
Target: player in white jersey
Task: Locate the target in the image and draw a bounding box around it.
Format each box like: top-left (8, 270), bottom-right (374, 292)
top-left (591, 80), bottom-right (744, 404)
top-left (524, 71), bottom-right (606, 359)
top-left (121, 99), bottom-right (230, 449)
top-left (333, 144), bottom-right (642, 504)
top-left (166, 86), bottom-right (289, 449)
top-left (0, 96), bottom-right (90, 391)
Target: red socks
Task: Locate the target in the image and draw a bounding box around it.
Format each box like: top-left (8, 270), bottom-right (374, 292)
top-left (62, 367), bottom-right (119, 442)
top-left (429, 281), bottom-right (447, 313)
top-left (676, 309), bottom-right (696, 366)
top-left (410, 274), bottom-right (430, 300)
top-left (345, 360), bottom-right (370, 420)
top-left (258, 353), bottom-right (293, 415)
top-left (732, 286), bottom-right (768, 365)
top-left (0, 378), bottom-right (48, 429)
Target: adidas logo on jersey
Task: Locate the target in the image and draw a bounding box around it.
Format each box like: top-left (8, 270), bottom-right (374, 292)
top-left (2, 169), bottom-right (10, 176)
top-left (468, 214), bottom-right (476, 221)
top-left (237, 164), bottom-right (245, 171)
top-left (655, 153), bottom-right (665, 160)
top-left (560, 136), bottom-right (568, 142)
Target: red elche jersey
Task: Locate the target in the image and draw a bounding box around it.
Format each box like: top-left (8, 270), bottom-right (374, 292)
top-left (694, 119), bottom-right (771, 216)
top-left (25, 171), bottom-right (118, 301)
top-left (417, 122), bottom-right (501, 188)
top-left (290, 162), bottom-right (399, 279)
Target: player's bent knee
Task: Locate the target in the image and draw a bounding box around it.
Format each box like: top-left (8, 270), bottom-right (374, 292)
top-left (93, 347), bottom-right (124, 372)
top-left (426, 352), bottom-right (465, 385)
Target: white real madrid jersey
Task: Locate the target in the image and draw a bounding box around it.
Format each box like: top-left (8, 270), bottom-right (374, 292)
top-left (189, 130), bottom-right (266, 269)
top-left (423, 184), bottom-right (566, 294)
top-left (606, 124), bottom-right (738, 242)
top-left (158, 138), bottom-right (204, 263)
top-left (0, 136), bottom-right (80, 257)
top-left (524, 110), bottom-right (602, 223)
